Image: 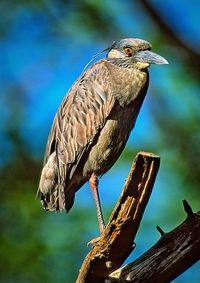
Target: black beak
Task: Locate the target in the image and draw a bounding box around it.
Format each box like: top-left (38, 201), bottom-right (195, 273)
top-left (134, 50), bottom-right (168, 64)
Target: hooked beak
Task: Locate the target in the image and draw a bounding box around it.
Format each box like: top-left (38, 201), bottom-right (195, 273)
top-left (134, 50), bottom-right (168, 65)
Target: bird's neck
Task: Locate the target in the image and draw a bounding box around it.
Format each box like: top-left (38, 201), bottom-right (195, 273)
top-left (104, 59), bottom-right (149, 107)
top-left (106, 57), bottom-right (135, 69)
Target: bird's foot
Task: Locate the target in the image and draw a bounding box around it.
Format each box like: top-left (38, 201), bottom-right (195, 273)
top-left (87, 236), bottom-right (101, 247)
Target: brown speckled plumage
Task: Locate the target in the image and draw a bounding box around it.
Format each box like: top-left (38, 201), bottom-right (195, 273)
top-left (38, 38), bottom-right (168, 222)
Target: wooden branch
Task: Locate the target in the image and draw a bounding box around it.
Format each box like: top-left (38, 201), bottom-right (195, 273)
top-left (108, 201), bottom-right (200, 283)
top-left (76, 152), bottom-right (160, 283)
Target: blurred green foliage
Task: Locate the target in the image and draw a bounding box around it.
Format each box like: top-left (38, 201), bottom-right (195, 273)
top-left (1, 0), bottom-right (200, 282)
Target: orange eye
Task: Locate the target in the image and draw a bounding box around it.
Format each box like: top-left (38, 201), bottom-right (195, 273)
top-left (124, 47), bottom-right (133, 56)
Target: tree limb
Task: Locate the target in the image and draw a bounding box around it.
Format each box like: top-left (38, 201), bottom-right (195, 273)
top-left (76, 152), bottom-right (160, 283)
top-left (108, 201), bottom-right (200, 282)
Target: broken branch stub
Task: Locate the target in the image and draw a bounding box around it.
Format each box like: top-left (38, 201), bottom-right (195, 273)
top-left (76, 152), bottom-right (160, 283)
top-left (108, 209), bottom-right (200, 282)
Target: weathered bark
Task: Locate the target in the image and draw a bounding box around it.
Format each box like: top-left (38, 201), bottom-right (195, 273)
top-left (76, 152), bottom-right (160, 283)
top-left (108, 202), bottom-right (200, 282)
top-left (76, 152), bottom-right (200, 283)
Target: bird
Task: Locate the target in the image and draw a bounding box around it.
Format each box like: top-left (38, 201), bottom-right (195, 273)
top-left (37, 38), bottom-right (168, 234)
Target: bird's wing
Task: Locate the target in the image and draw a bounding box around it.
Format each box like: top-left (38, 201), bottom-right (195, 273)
top-left (43, 60), bottom-right (115, 193)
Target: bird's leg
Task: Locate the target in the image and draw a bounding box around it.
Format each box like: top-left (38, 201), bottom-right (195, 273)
top-left (89, 173), bottom-right (105, 234)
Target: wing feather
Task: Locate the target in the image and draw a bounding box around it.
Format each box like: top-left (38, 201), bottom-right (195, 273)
top-left (55, 62), bottom-right (114, 165)
top-left (39, 60), bottom-right (115, 211)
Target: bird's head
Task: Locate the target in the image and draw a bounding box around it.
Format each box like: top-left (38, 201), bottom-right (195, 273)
top-left (107, 38), bottom-right (168, 69)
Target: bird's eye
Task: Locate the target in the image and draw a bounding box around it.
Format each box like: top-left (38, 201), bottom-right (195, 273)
top-left (124, 47), bottom-right (133, 56)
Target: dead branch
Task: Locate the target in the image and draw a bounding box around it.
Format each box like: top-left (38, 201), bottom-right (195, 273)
top-left (76, 152), bottom-right (160, 283)
top-left (108, 201), bottom-right (200, 282)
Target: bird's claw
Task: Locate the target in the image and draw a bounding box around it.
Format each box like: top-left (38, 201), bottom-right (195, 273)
top-left (87, 236), bottom-right (101, 247)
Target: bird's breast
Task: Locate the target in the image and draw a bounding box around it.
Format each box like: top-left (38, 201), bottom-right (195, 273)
top-left (83, 104), bottom-right (138, 177)
top-left (112, 68), bottom-right (148, 107)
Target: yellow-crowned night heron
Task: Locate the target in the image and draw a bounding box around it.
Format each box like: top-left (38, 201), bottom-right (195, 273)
top-left (38, 38), bottom-right (168, 234)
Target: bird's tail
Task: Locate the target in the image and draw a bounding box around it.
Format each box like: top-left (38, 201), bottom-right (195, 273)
top-left (37, 152), bottom-right (65, 211)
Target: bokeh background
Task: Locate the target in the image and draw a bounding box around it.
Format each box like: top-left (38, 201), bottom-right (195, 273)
top-left (1, 0), bottom-right (200, 282)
